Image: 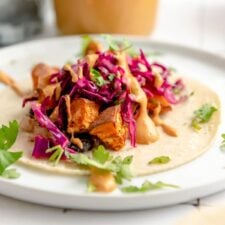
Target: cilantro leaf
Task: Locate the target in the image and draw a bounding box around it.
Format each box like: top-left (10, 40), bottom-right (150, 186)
top-left (68, 145), bottom-right (133, 184)
top-left (68, 152), bottom-right (117, 171)
top-left (80, 35), bottom-right (92, 56)
top-left (220, 133), bottom-right (225, 151)
top-left (0, 120), bottom-right (19, 150)
top-left (111, 156), bottom-right (133, 184)
top-left (0, 151), bottom-right (22, 174)
top-left (90, 68), bottom-right (107, 87)
top-left (1, 168), bottom-right (20, 179)
top-left (191, 104), bottom-right (217, 130)
top-left (123, 156), bottom-right (133, 165)
top-left (46, 145), bottom-right (64, 165)
top-left (0, 120), bottom-right (22, 177)
top-left (194, 104), bottom-right (217, 122)
top-left (93, 145), bottom-right (112, 164)
top-left (114, 164), bottom-right (133, 184)
top-left (102, 35), bottom-right (133, 52)
top-left (148, 156), bottom-right (170, 165)
top-left (102, 35), bottom-right (120, 51)
top-left (121, 180), bottom-right (179, 193)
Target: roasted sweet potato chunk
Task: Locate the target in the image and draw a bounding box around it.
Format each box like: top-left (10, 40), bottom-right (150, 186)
top-left (147, 95), bottom-right (172, 114)
top-left (32, 63), bottom-right (59, 90)
top-left (67, 98), bottom-right (99, 133)
top-left (90, 105), bottom-right (126, 151)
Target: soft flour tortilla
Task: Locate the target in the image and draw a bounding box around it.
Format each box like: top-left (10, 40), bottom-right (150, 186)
top-left (0, 78), bottom-right (220, 176)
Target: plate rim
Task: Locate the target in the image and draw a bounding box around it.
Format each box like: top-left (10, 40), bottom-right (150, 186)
top-left (0, 35), bottom-right (225, 210)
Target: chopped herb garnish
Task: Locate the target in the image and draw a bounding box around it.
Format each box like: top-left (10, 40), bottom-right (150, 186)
top-left (93, 145), bottom-right (112, 164)
top-left (80, 35), bottom-right (92, 56)
top-left (1, 168), bottom-right (20, 179)
top-left (220, 134), bottom-right (225, 151)
top-left (108, 73), bottom-right (115, 81)
top-left (102, 35), bottom-right (133, 52)
top-left (91, 68), bottom-right (107, 87)
top-left (46, 145), bottom-right (64, 165)
top-left (189, 91), bottom-right (195, 97)
top-left (113, 156), bottom-right (133, 184)
top-left (148, 156), bottom-right (170, 165)
top-left (68, 145), bottom-right (133, 184)
top-left (191, 104), bottom-right (217, 130)
top-left (121, 180), bottom-right (179, 193)
top-left (103, 34), bottom-right (120, 51)
top-left (0, 120), bottom-right (22, 178)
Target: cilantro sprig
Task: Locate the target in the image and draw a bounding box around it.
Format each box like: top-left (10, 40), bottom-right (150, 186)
top-left (148, 156), bottom-right (170, 165)
top-left (68, 145), bottom-right (133, 184)
top-left (191, 104), bottom-right (217, 131)
top-left (80, 35), bottom-right (92, 56)
top-left (121, 180), bottom-right (179, 193)
top-left (46, 145), bottom-right (64, 165)
top-left (220, 134), bottom-right (225, 151)
top-left (0, 120), bottom-right (23, 178)
top-left (102, 35), bottom-right (132, 52)
top-left (90, 68), bottom-right (107, 87)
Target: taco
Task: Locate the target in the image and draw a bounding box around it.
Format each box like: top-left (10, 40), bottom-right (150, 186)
top-left (0, 37), bottom-right (220, 191)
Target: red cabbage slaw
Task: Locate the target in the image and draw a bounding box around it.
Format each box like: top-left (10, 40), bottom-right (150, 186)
top-left (26, 44), bottom-right (185, 159)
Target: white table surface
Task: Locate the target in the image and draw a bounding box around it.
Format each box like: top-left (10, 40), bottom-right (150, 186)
top-left (0, 0), bottom-right (225, 224)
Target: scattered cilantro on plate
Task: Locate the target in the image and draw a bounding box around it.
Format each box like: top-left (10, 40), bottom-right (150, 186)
top-left (80, 35), bottom-right (92, 56)
top-left (191, 104), bottom-right (217, 131)
top-left (90, 68), bottom-right (107, 87)
top-left (121, 180), bottom-right (179, 193)
top-left (0, 120), bottom-right (23, 178)
top-left (148, 156), bottom-right (170, 165)
top-left (68, 145), bottom-right (133, 184)
top-left (220, 134), bottom-right (225, 151)
top-left (46, 145), bottom-right (64, 165)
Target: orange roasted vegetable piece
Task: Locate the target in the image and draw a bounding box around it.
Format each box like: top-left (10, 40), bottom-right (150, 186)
top-left (32, 63), bottom-right (59, 90)
top-left (67, 98), bottom-right (100, 133)
top-left (147, 95), bottom-right (172, 114)
top-left (90, 105), bottom-right (126, 151)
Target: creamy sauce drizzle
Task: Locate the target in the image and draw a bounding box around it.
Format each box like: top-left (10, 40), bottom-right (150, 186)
top-left (89, 167), bottom-right (116, 192)
top-left (0, 70), bottom-right (24, 97)
top-left (152, 104), bottom-right (177, 137)
top-left (116, 52), bottom-right (158, 144)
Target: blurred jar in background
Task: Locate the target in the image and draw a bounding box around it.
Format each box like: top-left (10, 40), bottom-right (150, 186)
top-left (54, 0), bottom-right (158, 35)
top-left (0, 0), bottom-right (42, 46)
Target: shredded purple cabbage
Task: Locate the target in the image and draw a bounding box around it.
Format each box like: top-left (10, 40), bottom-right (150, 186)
top-left (57, 96), bottom-right (68, 130)
top-left (31, 102), bottom-right (69, 148)
top-left (129, 51), bottom-right (184, 104)
top-left (26, 44), bottom-right (186, 153)
top-left (121, 93), bottom-right (136, 147)
top-left (32, 135), bottom-right (51, 158)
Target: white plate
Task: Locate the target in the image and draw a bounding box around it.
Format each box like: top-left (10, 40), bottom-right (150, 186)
top-left (0, 36), bottom-right (225, 211)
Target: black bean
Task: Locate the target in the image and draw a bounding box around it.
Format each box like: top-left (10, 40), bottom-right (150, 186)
top-left (69, 133), bottom-right (101, 153)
